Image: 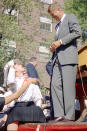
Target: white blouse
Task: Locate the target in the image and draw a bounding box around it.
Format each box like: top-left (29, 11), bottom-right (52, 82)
top-left (7, 67), bottom-right (43, 107)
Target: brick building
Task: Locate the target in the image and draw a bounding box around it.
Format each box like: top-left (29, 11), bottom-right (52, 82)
top-left (18, 0), bottom-right (64, 88)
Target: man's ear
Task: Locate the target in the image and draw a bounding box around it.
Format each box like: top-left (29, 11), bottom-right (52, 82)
top-left (57, 8), bottom-right (61, 11)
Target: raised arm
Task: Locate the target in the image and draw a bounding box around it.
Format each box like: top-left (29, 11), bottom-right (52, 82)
top-left (5, 78), bottom-right (39, 105)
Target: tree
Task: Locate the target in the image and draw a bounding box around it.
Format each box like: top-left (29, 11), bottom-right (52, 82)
top-left (0, 42), bottom-right (15, 85)
top-left (0, 0), bottom-right (37, 69)
top-left (0, 0), bottom-right (43, 85)
top-left (64, 0), bottom-right (87, 43)
top-left (64, 0), bottom-right (87, 29)
top-left (0, 0), bottom-right (42, 59)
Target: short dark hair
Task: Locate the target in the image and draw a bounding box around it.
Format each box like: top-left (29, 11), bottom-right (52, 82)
top-left (48, 2), bottom-right (64, 13)
top-left (29, 57), bottom-right (37, 62)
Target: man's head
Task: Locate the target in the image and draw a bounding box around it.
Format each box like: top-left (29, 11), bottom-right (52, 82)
top-left (48, 2), bottom-right (64, 21)
top-left (28, 57), bottom-right (37, 67)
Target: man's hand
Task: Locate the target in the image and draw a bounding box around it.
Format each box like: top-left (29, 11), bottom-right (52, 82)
top-left (22, 80), bottom-right (30, 88)
top-left (50, 40), bottom-right (62, 52)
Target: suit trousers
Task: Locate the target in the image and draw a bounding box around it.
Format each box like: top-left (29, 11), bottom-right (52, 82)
top-left (51, 59), bottom-right (77, 120)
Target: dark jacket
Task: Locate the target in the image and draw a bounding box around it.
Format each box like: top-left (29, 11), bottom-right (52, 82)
top-left (26, 63), bottom-right (39, 78)
top-left (26, 63), bottom-right (40, 86)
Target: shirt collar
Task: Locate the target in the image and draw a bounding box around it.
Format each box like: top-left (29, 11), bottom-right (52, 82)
top-left (60, 14), bottom-right (66, 23)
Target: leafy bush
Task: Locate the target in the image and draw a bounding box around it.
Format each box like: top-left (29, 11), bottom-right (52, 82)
top-left (0, 43), bottom-right (15, 67)
top-left (0, 41), bottom-right (15, 85)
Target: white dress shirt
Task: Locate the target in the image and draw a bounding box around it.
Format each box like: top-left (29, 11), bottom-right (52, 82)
top-left (55, 14), bottom-right (66, 32)
top-left (55, 14), bottom-right (66, 44)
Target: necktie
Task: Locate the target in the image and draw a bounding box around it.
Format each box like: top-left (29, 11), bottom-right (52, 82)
top-left (55, 21), bottom-right (61, 41)
top-left (55, 21), bottom-right (61, 31)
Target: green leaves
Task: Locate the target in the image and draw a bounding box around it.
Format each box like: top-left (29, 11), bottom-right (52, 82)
top-left (64, 0), bottom-right (87, 30)
top-left (0, 43), bottom-right (15, 67)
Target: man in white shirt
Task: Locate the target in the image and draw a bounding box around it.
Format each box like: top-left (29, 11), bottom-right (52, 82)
top-left (3, 60), bottom-right (14, 88)
top-left (3, 59), bottom-right (22, 89)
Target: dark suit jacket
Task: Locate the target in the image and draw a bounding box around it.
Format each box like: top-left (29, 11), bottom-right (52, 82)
top-left (26, 63), bottom-right (39, 78)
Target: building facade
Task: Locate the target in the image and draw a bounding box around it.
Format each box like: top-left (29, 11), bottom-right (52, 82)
top-left (18, 0), bottom-right (64, 88)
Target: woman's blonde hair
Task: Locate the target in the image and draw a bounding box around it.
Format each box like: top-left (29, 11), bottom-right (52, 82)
top-left (14, 59), bottom-right (23, 65)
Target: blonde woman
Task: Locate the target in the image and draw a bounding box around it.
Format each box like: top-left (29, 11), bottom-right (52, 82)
top-left (0, 78), bottom-right (39, 128)
top-left (6, 64), bottom-right (45, 131)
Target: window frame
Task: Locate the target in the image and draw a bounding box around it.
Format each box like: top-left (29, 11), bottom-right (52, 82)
top-left (40, 16), bottom-right (52, 32)
top-left (40, 0), bottom-right (53, 4)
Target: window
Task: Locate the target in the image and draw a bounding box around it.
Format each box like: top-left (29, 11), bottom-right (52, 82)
top-left (38, 43), bottom-right (50, 62)
top-left (39, 44), bottom-right (49, 54)
top-left (40, 0), bottom-right (53, 4)
top-left (40, 17), bottom-right (52, 32)
top-left (40, 23), bottom-right (51, 31)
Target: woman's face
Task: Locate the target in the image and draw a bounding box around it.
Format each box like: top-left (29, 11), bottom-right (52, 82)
top-left (14, 64), bottom-right (23, 72)
top-left (15, 65), bottom-right (24, 77)
top-left (23, 70), bottom-right (29, 79)
top-left (14, 65), bottom-right (29, 79)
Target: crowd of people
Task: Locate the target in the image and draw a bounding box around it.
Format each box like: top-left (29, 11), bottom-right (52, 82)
top-left (0, 57), bottom-right (46, 130)
top-left (0, 1), bottom-right (86, 130)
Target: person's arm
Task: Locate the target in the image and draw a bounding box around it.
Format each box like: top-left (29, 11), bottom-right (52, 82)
top-left (5, 78), bottom-right (39, 105)
top-left (50, 14), bottom-right (82, 53)
top-left (61, 14), bottom-right (82, 45)
top-left (7, 67), bottom-right (16, 85)
top-left (3, 60), bottom-right (14, 87)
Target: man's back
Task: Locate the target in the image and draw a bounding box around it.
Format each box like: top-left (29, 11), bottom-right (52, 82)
top-left (26, 63), bottom-right (39, 78)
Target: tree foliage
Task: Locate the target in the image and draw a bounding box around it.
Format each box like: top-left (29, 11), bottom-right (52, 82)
top-left (64, 0), bottom-right (87, 29)
top-left (0, 42), bottom-right (15, 85)
top-left (0, 0), bottom-right (43, 68)
top-left (0, 0), bottom-right (42, 44)
top-left (0, 42), bottom-right (15, 67)
top-left (0, 0), bottom-right (32, 43)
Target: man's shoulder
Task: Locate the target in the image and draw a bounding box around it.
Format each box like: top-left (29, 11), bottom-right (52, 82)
top-left (26, 63), bottom-right (34, 68)
top-left (67, 13), bottom-right (76, 19)
top-left (4, 59), bottom-right (14, 68)
top-left (66, 13), bottom-right (78, 24)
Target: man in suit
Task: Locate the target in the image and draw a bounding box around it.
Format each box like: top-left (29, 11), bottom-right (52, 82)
top-left (26, 57), bottom-right (40, 86)
top-left (48, 2), bottom-right (82, 121)
top-left (26, 57), bottom-right (39, 78)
